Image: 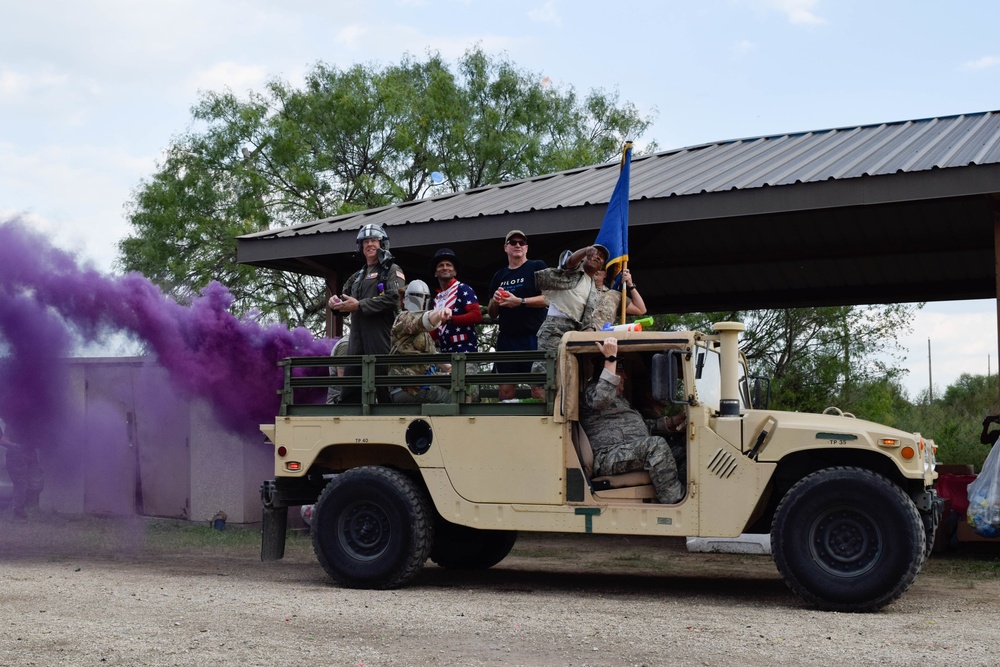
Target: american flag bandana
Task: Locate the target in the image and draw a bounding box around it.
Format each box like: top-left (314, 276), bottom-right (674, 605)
top-left (434, 281), bottom-right (459, 338)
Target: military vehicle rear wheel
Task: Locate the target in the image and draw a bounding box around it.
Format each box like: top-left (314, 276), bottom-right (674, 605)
top-left (771, 466), bottom-right (924, 612)
top-left (312, 466), bottom-right (433, 589)
top-left (430, 520), bottom-right (517, 570)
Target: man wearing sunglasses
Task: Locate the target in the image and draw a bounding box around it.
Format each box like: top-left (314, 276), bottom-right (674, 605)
top-left (488, 230), bottom-right (547, 401)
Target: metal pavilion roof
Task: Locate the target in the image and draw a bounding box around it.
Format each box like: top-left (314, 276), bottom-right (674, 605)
top-left (240, 110), bottom-right (1000, 240)
top-left (237, 110), bottom-right (1000, 315)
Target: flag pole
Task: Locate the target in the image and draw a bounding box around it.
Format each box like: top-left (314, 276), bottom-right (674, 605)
top-left (595, 140), bottom-right (633, 326)
top-left (619, 259), bottom-right (628, 324)
top-left (617, 143), bottom-right (631, 324)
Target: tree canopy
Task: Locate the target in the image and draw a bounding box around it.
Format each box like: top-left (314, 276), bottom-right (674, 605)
top-left (903, 372), bottom-right (1000, 469)
top-left (118, 47), bottom-right (657, 332)
top-left (653, 303), bottom-right (918, 415)
top-left (120, 47), bottom-right (997, 462)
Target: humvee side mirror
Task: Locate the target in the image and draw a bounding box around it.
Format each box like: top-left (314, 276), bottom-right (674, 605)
top-left (751, 377), bottom-right (771, 409)
top-left (652, 351), bottom-right (688, 406)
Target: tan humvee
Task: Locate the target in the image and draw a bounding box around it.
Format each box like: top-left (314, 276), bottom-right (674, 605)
top-left (260, 323), bottom-right (941, 612)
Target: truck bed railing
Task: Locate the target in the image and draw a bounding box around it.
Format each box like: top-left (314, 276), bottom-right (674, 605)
top-left (279, 350), bottom-right (556, 417)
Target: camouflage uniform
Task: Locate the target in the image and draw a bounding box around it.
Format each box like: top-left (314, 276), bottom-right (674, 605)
top-left (579, 370), bottom-right (684, 504)
top-left (641, 401), bottom-right (688, 485)
top-left (531, 264), bottom-right (600, 372)
top-left (388, 311), bottom-right (450, 404)
top-left (588, 286), bottom-right (632, 331)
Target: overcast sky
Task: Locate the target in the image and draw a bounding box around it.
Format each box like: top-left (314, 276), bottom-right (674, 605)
top-left (2, 0), bottom-right (998, 399)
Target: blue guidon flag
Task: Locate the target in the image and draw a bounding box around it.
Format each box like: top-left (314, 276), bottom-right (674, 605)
top-left (594, 141), bottom-right (633, 290)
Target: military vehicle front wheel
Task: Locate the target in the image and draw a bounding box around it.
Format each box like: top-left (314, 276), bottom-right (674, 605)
top-left (430, 520), bottom-right (517, 570)
top-left (771, 467), bottom-right (924, 612)
top-left (312, 466), bottom-right (433, 589)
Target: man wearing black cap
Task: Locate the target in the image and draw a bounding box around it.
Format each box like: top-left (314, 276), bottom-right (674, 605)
top-left (431, 247), bottom-right (482, 355)
top-left (488, 230), bottom-right (547, 401)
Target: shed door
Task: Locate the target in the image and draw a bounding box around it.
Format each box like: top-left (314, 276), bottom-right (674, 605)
top-left (83, 363), bottom-right (190, 519)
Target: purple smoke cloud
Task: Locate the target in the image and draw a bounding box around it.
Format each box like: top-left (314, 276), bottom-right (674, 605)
top-left (0, 217), bottom-right (332, 438)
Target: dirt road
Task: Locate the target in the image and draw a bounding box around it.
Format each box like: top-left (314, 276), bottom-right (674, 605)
top-left (1, 517), bottom-right (998, 666)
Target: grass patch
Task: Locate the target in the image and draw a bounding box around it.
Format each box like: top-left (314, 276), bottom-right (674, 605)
top-left (141, 518), bottom-right (316, 558)
top-left (143, 519), bottom-right (262, 552)
top-left (925, 550), bottom-right (1000, 579)
top-left (0, 513), bottom-right (315, 560)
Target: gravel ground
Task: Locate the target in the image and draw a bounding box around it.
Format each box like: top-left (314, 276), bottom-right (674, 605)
top-left (1, 516), bottom-right (999, 667)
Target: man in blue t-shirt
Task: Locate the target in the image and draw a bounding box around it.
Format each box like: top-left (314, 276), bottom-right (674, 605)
top-left (487, 230), bottom-right (547, 401)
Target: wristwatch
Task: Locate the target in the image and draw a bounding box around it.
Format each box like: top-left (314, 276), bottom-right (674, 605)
top-left (520, 297), bottom-right (526, 307)
top-left (604, 355), bottom-right (618, 363)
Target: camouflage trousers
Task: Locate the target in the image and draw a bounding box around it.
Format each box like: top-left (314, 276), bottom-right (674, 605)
top-left (531, 316), bottom-right (579, 373)
top-left (593, 436), bottom-right (684, 504)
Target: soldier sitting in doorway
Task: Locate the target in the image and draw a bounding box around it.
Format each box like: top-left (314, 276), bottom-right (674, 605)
top-left (579, 338), bottom-right (684, 504)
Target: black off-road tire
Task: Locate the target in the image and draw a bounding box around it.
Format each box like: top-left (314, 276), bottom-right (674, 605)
top-left (311, 466), bottom-right (433, 589)
top-left (430, 519), bottom-right (517, 570)
top-left (771, 466), bottom-right (925, 612)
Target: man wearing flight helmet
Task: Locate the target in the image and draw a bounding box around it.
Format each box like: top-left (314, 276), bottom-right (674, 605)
top-left (329, 224), bottom-right (406, 403)
top-left (388, 280), bottom-right (453, 404)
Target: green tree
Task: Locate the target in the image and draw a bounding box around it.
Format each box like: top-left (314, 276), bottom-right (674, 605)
top-left (118, 47), bottom-right (657, 333)
top-left (650, 303), bottom-right (917, 415)
top-left (844, 377), bottom-right (917, 429)
top-left (905, 373), bottom-right (1000, 469)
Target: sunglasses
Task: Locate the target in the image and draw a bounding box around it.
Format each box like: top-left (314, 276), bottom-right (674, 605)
top-left (506, 239), bottom-right (527, 246)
